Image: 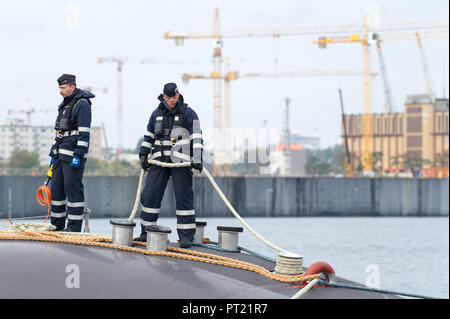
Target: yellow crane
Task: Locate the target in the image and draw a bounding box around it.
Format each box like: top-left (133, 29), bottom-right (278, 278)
top-left (182, 67), bottom-right (371, 175)
top-left (313, 24), bottom-right (448, 173)
top-left (165, 8), bottom-right (447, 175)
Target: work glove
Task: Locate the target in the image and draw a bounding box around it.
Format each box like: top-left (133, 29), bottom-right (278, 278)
top-left (140, 155), bottom-right (151, 171)
top-left (71, 155), bottom-right (81, 168)
top-left (191, 161), bottom-right (203, 173)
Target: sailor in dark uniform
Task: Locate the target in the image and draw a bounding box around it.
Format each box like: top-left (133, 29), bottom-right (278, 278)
top-left (136, 83), bottom-right (203, 248)
top-left (48, 74), bottom-right (94, 232)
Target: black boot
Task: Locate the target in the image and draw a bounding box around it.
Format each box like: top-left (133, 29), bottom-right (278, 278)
top-left (179, 237), bottom-right (192, 248)
top-left (51, 217), bottom-right (66, 231)
top-left (133, 224), bottom-right (147, 242)
top-left (64, 219), bottom-right (82, 232)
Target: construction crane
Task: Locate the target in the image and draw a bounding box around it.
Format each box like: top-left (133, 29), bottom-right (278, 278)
top-left (7, 108), bottom-right (53, 125)
top-left (375, 30), bottom-right (448, 112)
top-left (182, 67), bottom-right (371, 174)
top-left (165, 7), bottom-right (447, 175)
top-left (97, 56), bottom-right (199, 153)
top-left (415, 32), bottom-right (435, 100)
top-left (339, 88), bottom-right (353, 177)
top-left (313, 24), bottom-right (448, 173)
top-left (375, 37), bottom-right (395, 113)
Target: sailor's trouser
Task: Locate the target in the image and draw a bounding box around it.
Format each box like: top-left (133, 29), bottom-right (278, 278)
top-left (50, 158), bottom-right (85, 232)
top-left (140, 165), bottom-right (196, 242)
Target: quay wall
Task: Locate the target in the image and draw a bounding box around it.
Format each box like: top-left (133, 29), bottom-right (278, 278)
top-left (0, 176), bottom-right (448, 219)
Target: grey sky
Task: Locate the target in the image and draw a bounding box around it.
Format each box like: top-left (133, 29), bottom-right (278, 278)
top-left (0, 0), bottom-right (448, 150)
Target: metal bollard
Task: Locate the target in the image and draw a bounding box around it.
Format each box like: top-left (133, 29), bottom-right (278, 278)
top-left (193, 221), bottom-right (207, 244)
top-left (145, 225), bottom-right (171, 251)
top-left (83, 208), bottom-right (91, 233)
top-left (217, 226), bottom-right (243, 251)
top-left (110, 219), bottom-right (136, 247)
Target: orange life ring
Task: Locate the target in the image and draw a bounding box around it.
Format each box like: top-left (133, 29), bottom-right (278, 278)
top-left (305, 261), bottom-right (335, 282)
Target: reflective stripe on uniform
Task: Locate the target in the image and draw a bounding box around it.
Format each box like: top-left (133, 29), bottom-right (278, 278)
top-left (172, 152), bottom-right (191, 162)
top-left (61, 130), bottom-right (79, 136)
top-left (145, 131), bottom-right (155, 138)
top-left (177, 223), bottom-right (196, 229)
top-left (77, 141), bottom-right (89, 147)
top-left (140, 219), bottom-right (157, 226)
top-left (190, 133), bottom-right (202, 140)
top-left (67, 214), bottom-right (84, 220)
top-left (78, 127), bottom-right (90, 133)
top-left (154, 140), bottom-right (172, 146)
top-left (51, 211), bottom-right (66, 218)
top-left (151, 151), bottom-right (162, 159)
top-left (51, 200), bottom-right (67, 206)
top-left (175, 139), bottom-right (190, 145)
top-left (176, 209), bottom-right (195, 216)
top-left (141, 141), bottom-right (152, 148)
top-left (58, 149), bottom-right (88, 158)
top-left (193, 143), bottom-right (203, 149)
top-left (58, 149), bottom-right (74, 157)
top-left (142, 206), bottom-right (160, 214)
top-left (67, 201), bottom-right (84, 208)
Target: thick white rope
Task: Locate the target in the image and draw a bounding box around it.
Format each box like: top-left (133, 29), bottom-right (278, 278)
top-left (290, 278), bottom-right (319, 299)
top-left (128, 169), bottom-right (147, 222)
top-left (128, 159), bottom-right (286, 253)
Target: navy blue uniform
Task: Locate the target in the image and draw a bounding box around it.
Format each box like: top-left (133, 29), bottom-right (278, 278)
top-left (139, 94), bottom-right (203, 243)
top-left (49, 89), bottom-right (94, 231)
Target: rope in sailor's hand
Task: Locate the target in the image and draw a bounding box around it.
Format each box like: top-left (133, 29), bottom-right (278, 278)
top-left (128, 159), bottom-right (286, 253)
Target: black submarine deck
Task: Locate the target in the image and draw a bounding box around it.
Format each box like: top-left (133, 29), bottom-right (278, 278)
top-left (0, 240), bottom-right (402, 299)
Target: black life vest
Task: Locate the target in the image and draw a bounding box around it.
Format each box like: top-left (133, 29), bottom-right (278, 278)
top-left (54, 95), bottom-right (91, 132)
top-left (152, 102), bottom-right (191, 162)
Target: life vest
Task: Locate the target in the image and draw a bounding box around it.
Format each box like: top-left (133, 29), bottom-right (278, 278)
top-left (151, 103), bottom-right (192, 163)
top-left (54, 97), bottom-right (91, 133)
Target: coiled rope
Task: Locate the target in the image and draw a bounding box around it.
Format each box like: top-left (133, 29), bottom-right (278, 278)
top-left (35, 185), bottom-right (52, 224)
top-left (0, 230), bottom-right (319, 284)
top-left (128, 160), bottom-right (287, 253)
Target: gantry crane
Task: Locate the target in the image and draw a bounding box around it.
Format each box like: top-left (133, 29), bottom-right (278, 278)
top-left (7, 108), bottom-right (53, 125)
top-left (165, 7), bottom-right (448, 175)
top-left (313, 23), bottom-right (448, 173)
top-left (182, 67), bottom-right (371, 174)
top-left (97, 56), bottom-right (198, 153)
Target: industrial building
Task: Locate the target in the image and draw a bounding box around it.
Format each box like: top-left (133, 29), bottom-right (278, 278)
top-left (0, 118), bottom-right (103, 165)
top-left (342, 95), bottom-right (449, 172)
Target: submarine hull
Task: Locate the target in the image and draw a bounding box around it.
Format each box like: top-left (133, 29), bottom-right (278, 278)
top-left (0, 241), bottom-right (401, 299)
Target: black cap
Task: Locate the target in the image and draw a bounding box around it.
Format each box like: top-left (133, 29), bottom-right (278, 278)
top-left (163, 82), bottom-right (179, 97)
top-left (57, 74), bottom-right (76, 85)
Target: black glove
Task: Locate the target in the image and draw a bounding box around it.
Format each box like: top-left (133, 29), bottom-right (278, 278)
top-left (139, 155), bottom-right (151, 171)
top-left (191, 161), bottom-right (203, 172)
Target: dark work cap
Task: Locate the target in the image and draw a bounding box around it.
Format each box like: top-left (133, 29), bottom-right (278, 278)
top-left (57, 74), bottom-right (76, 85)
top-left (163, 82), bottom-right (179, 97)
